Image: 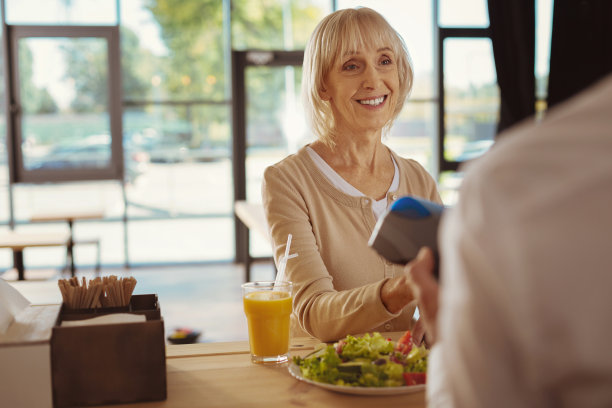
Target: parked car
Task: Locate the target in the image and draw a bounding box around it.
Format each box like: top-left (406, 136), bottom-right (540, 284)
top-left (454, 139), bottom-right (495, 162)
top-left (124, 128), bottom-right (231, 164)
top-left (125, 130), bottom-right (189, 164)
top-left (28, 135), bottom-right (149, 183)
top-left (146, 140), bottom-right (190, 163)
top-left (188, 146), bottom-right (231, 162)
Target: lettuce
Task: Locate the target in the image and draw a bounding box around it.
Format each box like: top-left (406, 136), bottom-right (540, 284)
top-left (294, 331), bottom-right (426, 388)
top-left (340, 332), bottom-right (394, 360)
top-left (294, 346), bottom-right (341, 384)
top-left (404, 344), bottom-right (428, 373)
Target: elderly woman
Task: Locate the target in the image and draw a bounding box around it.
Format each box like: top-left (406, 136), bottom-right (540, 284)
top-left (262, 7), bottom-right (442, 342)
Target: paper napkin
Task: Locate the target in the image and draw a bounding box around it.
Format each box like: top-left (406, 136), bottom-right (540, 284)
top-left (0, 278), bottom-right (31, 334)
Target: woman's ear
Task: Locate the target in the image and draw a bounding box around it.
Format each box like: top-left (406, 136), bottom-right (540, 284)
top-left (319, 86), bottom-right (330, 101)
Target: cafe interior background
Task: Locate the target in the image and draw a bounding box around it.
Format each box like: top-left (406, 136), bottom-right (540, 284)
top-left (0, 0), bottom-right (607, 343)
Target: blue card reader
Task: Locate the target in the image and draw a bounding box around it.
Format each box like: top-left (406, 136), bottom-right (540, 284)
top-left (368, 196), bottom-right (444, 276)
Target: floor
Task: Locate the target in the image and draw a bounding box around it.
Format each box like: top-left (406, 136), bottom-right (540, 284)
top-left (4, 261), bottom-right (276, 343)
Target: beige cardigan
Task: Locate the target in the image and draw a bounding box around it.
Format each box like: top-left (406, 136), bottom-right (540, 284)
top-left (262, 145), bottom-right (441, 342)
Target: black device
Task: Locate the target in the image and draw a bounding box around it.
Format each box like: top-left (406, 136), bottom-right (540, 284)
top-left (368, 196), bottom-right (445, 279)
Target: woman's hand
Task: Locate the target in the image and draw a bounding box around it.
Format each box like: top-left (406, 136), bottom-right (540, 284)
top-left (411, 316), bottom-right (428, 346)
top-left (380, 271), bottom-right (415, 314)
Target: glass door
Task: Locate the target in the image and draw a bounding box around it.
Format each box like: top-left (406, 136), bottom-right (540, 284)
top-left (232, 50), bottom-right (305, 266)
top-left (245, 62), bottom-right (310, 257)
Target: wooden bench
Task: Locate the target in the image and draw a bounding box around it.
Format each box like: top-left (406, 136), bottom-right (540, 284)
top-left (29, 208), bottom-right (104, 277)
top-left (0, 232), bottom-right (101, 280)
top-left (0, 232), bottom-right (70, 280)
top-left (69, 237), bottom-right (101, 274)
top-left (234, 201), bottom-right (273, 281)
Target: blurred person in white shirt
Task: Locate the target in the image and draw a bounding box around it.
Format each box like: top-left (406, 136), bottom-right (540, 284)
top-left (406, 74), bottom-right (612, 407)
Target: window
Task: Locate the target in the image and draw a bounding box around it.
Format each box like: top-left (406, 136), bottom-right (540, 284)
top-left (535, 0), bottom-right (554, 116)
top-left (436, 0), bottom-right (554, 205)
top-left (442, 38), bottom-right (498, 164)
top-left (437, 4), bottom-right (498, 174)
top-left (9, 28), bottom-right (123, 183)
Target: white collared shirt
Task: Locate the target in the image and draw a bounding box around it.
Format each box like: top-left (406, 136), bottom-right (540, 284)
top-left (428, 74), bottom-right (612, 407)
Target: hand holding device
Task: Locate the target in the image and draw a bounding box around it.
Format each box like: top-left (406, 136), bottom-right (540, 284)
top-left (368, 196), bottom-right (444, 279)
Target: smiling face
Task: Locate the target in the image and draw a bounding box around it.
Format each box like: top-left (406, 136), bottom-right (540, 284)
top-left (302, 8), bottom-right (413, 147)
top-left (321, 44), bottom-right (400, 138)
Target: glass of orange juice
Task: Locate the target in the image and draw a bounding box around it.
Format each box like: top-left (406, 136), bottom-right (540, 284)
top-left (242, 281), bottom-right (293, 364)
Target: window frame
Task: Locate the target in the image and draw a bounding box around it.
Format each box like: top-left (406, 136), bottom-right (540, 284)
top-left (437, 26), bottom-right (492, 172)
top-left (5, 24), bottom-right (123, 183)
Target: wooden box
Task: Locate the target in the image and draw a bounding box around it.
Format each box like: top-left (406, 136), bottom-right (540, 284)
top-left (51, 294), bottom-right (166, 407)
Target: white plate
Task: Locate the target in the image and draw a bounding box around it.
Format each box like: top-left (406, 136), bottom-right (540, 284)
top-left (288, 362), bottom-right (425, 396)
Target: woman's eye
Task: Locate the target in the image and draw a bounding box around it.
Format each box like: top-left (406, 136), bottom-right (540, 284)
top-left (343, 63), bottom-right (358, 71)
top-left (381, 57), bottom-right (392, 65)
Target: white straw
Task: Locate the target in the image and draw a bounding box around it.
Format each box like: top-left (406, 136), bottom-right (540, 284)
top-left (275, 234), bottom-right (298, 287)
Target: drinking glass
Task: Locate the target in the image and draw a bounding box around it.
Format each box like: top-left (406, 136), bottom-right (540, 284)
top-left (242, 281), bottom-right (293, 364)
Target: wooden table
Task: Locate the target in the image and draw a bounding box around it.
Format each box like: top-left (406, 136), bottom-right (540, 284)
top-left (30, 209), bottom-right (104, 277)
top-left (104, 332), bottom-right (425, 408)
top-left (0, 232), bottom-right (70, 280)
top-left (234, 201), bottom-right (273, 281)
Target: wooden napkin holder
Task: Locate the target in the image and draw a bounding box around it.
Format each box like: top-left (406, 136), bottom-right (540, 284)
top-left (51, 294), bottom-right (166, 407)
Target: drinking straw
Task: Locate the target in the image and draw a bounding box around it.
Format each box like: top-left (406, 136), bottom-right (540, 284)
top-left (274, 234), bottom-right (298, 287)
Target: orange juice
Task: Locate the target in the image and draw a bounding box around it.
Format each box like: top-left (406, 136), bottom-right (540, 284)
top-left (243, 290), bottom-right (292, 360)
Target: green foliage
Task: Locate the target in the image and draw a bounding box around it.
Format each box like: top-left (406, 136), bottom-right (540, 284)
top-left (232, 0), bottom-right (324, 50)
top-left (232, 0), bottom-right (285, 50)
top-left (61, 38), bottom-right (109, 113)
top-left (18, 43), bottom-right (58, 114)
top-left (144, 0), bottom-right (225, 100)
top-left (120, 28), bottom-right (154, 101)
top-left (37, 88), bottom-right (59, 114)
top-left (50, 28), bottom-right (150, 114)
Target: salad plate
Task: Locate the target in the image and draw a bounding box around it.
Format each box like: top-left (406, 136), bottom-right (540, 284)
top-left (288, 362), bottom-right (425, 396)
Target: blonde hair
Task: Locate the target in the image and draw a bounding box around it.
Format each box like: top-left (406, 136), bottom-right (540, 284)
top-left (302, 7), bottom-right (413, 147)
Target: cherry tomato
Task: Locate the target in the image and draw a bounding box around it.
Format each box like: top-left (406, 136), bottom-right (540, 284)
top-left (395, 330), bottom-right (413, 354)
top-left (403, 372), bottom-right (427, 385)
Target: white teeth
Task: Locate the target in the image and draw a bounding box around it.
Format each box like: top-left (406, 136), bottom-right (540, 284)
top-left (359, 96), bottom-right (385, 106)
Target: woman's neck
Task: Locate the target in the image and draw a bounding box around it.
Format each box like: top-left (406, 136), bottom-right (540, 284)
top-left (310, 135), bottom-right (395, 200)
top-left (311, 131), bottom-right (384, 169)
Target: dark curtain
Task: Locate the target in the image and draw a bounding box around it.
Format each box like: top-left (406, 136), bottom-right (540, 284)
top-left (487, 0), bottom-right (536, 135)
top-left (548, 0), bottom-right (612, 108)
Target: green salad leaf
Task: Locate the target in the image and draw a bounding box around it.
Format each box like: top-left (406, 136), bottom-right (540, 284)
top-left (293, 331), bottom-right (428, 388)
top-left (297, 346), bottom-right (341, 384)
top-left (405, 344), bottom-right (428, 373)
top-left (340, 332), bottom-right (394, 360)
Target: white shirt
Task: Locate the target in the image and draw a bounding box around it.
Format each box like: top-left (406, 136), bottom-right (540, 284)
top-left (306, 146), bottom-right (399, 219)
top-left (428, 74), bottom-right (612, 407)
